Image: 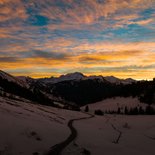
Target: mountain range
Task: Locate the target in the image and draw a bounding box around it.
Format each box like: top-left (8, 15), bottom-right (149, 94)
top-left (37, 72), bottom-right (136, 84)
top-left (0, 70), bottom-right (155, 108)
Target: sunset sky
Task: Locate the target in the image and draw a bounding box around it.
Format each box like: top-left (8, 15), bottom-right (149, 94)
top-left (0, 0), bottom-right (155, 79)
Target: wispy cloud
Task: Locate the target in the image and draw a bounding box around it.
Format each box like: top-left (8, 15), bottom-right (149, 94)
top-left (0, 0), bottom-right (155, 79)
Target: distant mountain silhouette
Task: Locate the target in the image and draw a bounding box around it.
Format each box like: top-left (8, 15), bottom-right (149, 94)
top-left (0, 70), bottom-right (155, 107)
top-left (0, 70), bottom-right (54, 106)
top-left (37, 72), bottom-right (136, 85)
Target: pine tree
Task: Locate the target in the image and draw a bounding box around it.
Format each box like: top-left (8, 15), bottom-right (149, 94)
top-left (85, 105), bottom-right (89, 112)
top-left (117, 107), bottom-right (121, 114)
top-left (124, 106), bottom-right (128, 115)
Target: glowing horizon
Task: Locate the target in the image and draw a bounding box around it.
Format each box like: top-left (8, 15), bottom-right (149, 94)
top-left (0, 0), bottom-right (155, 80)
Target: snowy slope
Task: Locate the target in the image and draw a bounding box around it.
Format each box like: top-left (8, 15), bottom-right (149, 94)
top-left (0, 70), bottom-right (27, 88)
top-left (75, 114), bottom-right (155, 155)
top-left (16, 76), bottom-right (35, 87)
top-left (82, 97), bottom-right (148, 113)
top-left (0, 96), bottom-right (155, 155)
top-left (0, 96), bottom-right (86, 155)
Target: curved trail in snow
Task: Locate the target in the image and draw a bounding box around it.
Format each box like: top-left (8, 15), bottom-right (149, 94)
top-left (46, 112), bottom-right (94, 155)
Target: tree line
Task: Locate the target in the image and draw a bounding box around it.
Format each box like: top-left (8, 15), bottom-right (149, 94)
top-left (49, 79), bottom-right (155, 106)
top-left (85, 105), bottom-right (155, 115)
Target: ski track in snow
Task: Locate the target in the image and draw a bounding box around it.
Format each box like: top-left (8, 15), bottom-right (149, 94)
top-left (46, 112), bottom-right (94, 155)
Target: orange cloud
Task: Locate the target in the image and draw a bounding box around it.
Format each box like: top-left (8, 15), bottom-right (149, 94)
top-left (0, 0), bottom-right (155, 79)
top-left (1, 40), bottom-right (155, 68)
top-left (0, 0), bottom-right (27, 22)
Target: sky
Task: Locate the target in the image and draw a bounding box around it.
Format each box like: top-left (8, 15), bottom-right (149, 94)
top-left (0, 0), bottom-right (155, 79)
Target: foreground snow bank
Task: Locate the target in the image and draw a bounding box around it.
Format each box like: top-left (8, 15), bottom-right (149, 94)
top-left (1, 96), bottom-right (155, 155)
top-left (0, 97), bottom-right (85, 155)
top-left (75, 115), bottom-right (155, 155)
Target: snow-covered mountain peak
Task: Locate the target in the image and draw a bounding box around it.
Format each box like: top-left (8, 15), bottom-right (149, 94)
top-left (103, 76), bottom-right (121, 83)
top-left (103, 76), bottom-right (137, 84)
top-left (59, 72), bottom-right (85, 81)
top-left (84, 75), bottom-right (105, 81)
top-left (37, 72), bottom-right (85, 84)
top-left (37, 73), bottom-right (137, 85)
top-left (120, 78), bottom-right (136, 84)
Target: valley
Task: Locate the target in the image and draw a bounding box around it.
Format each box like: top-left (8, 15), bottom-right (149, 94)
top-left (0, 70), bottom-right (155, 155)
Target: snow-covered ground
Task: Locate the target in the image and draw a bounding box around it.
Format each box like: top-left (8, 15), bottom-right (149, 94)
top-left (75, 115), bottom-right (155, 155)
top-left (0, 97), bottom-right (86, 155)
top-left (82, 97), bottom-right (149, 113)
top-left (0, 96), bottom-right (155, 155)
top-left (63, 97), bottom-right (155, 155)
